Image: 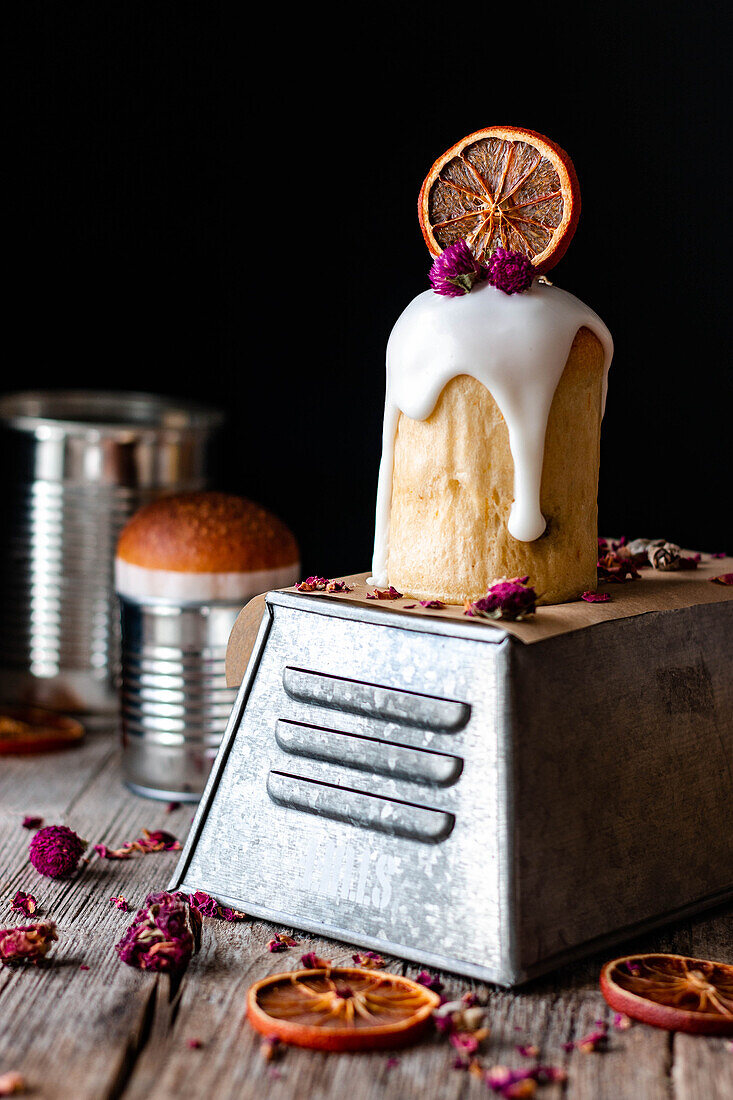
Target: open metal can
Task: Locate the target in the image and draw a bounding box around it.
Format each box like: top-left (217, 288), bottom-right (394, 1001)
top-left (0, 391), bottom-right (223, 717)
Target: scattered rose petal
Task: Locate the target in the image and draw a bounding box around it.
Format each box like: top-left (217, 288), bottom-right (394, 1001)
top-left (21, 816), bottom-right (43, 831)
top-left (366, 586), bottom-right (403, 600)
top-left (712, 552), bottom-right (727, 559)
top-left (0, 1072), bottom-right (26, 1096)
top-left (516, 1044), bottom-right (540, 1058)
top-left (10, 892), bottom-right (37, 917)
top-left (465, 577), bottom-right (537, 621)
top-left (80, 964), bottom-right (90, 971)
top-left (352, 950), bottom-right (385, 969)
top-left (419, 599), bottom-right (445, 609)
top-left (0, 921), bottom-right (58, 964)
top-left (575, 1024), bottom-right (608, 1053)
top-left (416, 970), bottom-right (444, 993)
top-left (597, 552), bottom-right (641, 583)
top-left (385, 1056), bottom-right (400, 1069)
top-left (29, 825), bottom-right (86, 879)
top-left (429, 239), bottom-right (487, 297)
top-left (711, 573), bottom-right (733, 585)
top-left (95, 829), bottom-right (181, 861)
top-left (613, 1012), bottom-right (632, 1030)
top-left (267, 933), bottom-right (298, 953)
top-left (260, 1036), bottom-right (281, 1062)
top-left (450, 1032), bottom-right (480, 1055)
top-left (402, 603), bottom-right (417, 609)
top-left (110, 895), bottom-right (129, 912)
top-left (581, 591), bottom-right (610, 603)
top-left (166, 801), bottom-right (181, 813)
top-left (485, 248), bottom-right (534, 295)
top-left (300, 952), bottom-right (331, 968)
top-left (115, 892), bottom-right (201, 974)
top-left (186, 1038), bottom-right (204, 1049)
top-left (294, 577), bottom-right (353, 594)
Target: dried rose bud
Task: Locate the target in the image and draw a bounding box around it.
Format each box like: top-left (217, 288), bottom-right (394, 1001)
top-left (115, 891), bottom-right (201, 974)
top-left (0, 1072), bottom-right (26, 1096)
top-left (485, 248), bottom-right (534, 295)
top-left (29, 825), bottom-right (86, 879)
top-left (10, 892), bottom-right (37, 917)
top-left (0, 920), bottom-right (58, 964)
top-left (21, 816), bottom-right (43, 831)
top-left (429, 239), bottom-right (486, 297)
top-left (464, 577), bottom-right (537, 621)
top-left (648, 541), bottom-right (681, 571)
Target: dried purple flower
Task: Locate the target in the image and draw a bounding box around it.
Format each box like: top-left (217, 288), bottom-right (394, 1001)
top-left (597, 552), bottom-right (641, 583)
top-left (429, 240), bottom-right (486, 297)
top-left (366, 586), bottom-right (403, 600)
top-left (416, 969), bottom-right (444, 993)
top-left (575, 1023), bottom-right (608, 1053)
top-left (110, 895), bottom-right (129, 912)
top-left (712, 552), bottom-right (727, 559)
top-left (581, 591), bottom-right (610, 603)
top-left (464, 577), bottom-right (537, 621)
top-left (485, 248), bottom-right (534, 295)
top-left (419, 599), bottom-right (445, 609)
top-left (295, 576), bottom-right (353, 593)
top-left (185, 890), bottom-right (246, 922)
top-left (21, 816), bottom-right (43, 831)
top-left (352, 950), bottom-right (385, 969)
top-left (0, 920), bottom-right (58, 964)
top-left (516, 1043), bottom-right (540, 1058)
top-left (711, 573), bottom-right (733, 585)
top-left (166, 801), bottom-right (181, 813)
top-left (115, 891), bottom-right (201, 974)
top-left (10, 892), bottom-right (37, 917)
top-left (613, 1012), bottom-right (632, 1030)
top-left (450, 1032), bottom-right (480, 1055)
top-left (29, 825), bottom-right (86, 879)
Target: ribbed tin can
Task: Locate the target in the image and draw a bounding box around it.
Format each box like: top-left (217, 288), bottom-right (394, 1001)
top-left (119, 596), bottom-right (241, 800)
top-left (0, 391), bottom-right (223, 716)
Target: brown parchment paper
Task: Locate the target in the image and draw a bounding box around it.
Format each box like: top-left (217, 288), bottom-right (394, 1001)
top-left (226, 558), bottom-right (732, 687)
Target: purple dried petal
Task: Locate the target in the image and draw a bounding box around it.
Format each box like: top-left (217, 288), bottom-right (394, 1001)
top-left (10, 892), bottom-right (37, 917)
top-left (110, 895), bottom-right (129, 912)
top-left (416, 970), bottom-right (444, 993)
top-left (21, 816), bottom-right (43, 831)
top-left (419, 599), bottom-right (445, 609)
top-left (581, 591), bottom-right (611, 603)
top-left (465, 577), bottom-right (537, 621)
top-left (0, 920), bottom-right (58, 964)
top-left (115, 892), bottom-right (200, 974)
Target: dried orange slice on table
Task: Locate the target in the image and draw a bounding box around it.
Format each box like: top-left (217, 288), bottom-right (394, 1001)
top-left (0, 707), bottom-right (84, 754)
top-left (247, 966), bottom-right (440, 1051)
top-left (600, 953), bottom-right (733, 1035)
top-left (418, 125), bottom-right (580, 273)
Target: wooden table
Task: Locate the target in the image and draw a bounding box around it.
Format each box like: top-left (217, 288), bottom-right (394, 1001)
top-left (1, 732), bottom-right (731, 1099)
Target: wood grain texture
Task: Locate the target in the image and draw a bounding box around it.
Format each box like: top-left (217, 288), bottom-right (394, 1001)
top-left (1, 734), bottom-right (731, 1099)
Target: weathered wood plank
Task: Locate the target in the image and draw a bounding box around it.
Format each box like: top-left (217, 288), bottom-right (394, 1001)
top-left (2, 737), bottom-right (733, 1099)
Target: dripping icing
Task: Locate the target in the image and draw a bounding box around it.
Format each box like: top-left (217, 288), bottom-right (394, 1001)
top-left (369, 279), bottom-right (613, 586)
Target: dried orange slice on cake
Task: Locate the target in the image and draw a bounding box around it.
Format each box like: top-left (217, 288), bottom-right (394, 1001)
top-left (247, 966), bottom-right (440, 1051)
top-left (600, 953), bottom-right (733, 1035)
top-left (418, 125), bottom-right (580, 273)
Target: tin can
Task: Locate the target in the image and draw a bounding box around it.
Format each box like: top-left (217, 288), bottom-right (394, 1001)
top-left (0, 391), bottom-right (223, 716)
top-left (119, 596), bottom-right (242, 801)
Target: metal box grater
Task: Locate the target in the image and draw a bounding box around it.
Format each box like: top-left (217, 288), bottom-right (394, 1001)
top-left (170, 588), bottom-right (733, 986)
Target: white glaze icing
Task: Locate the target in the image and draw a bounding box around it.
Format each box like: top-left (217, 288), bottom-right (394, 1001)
top-left (115, 558), bottom-right (300, 601)
top-left (370, 279), bottom-right (613, 585)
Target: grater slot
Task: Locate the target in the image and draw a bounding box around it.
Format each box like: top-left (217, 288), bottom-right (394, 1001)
top-left (266, 770), bottom-right (455, 843)
top-left (275, 719), bottom-right (462, 787)
top-left (282, 666), bottom-right (470, 732)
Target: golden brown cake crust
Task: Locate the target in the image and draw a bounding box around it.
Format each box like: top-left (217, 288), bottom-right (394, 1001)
top-left (387, 327), bottom-right (604, 605)
top-left (117, 492), bottom-right (299, 574)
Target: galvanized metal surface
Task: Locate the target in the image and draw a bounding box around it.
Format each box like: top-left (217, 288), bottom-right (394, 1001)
top-left (0, 390), bottom-right (222, 715)
top-left (120, 596), bottom-right (241, 800)
top-left (172, 591), bottom-right (733, 986)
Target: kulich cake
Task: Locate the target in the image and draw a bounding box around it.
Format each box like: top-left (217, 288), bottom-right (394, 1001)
top-left (370, 127), bottom-right (613, 606)
top-left (116, 491), bottom-right (300, 601)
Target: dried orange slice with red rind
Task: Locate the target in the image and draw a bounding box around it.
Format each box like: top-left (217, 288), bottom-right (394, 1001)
top-left (247, 966), bottom-right (441, 1051)
top-left (418, 125), bottom-right (580, 273)
top-left (0, 707), bottom-right (84, 755)
top-left (600, 952), bottom-right (733, 1035)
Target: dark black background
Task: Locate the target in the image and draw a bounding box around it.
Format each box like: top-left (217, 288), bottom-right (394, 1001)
top-left (7, 3), bottom-right (732, 572)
